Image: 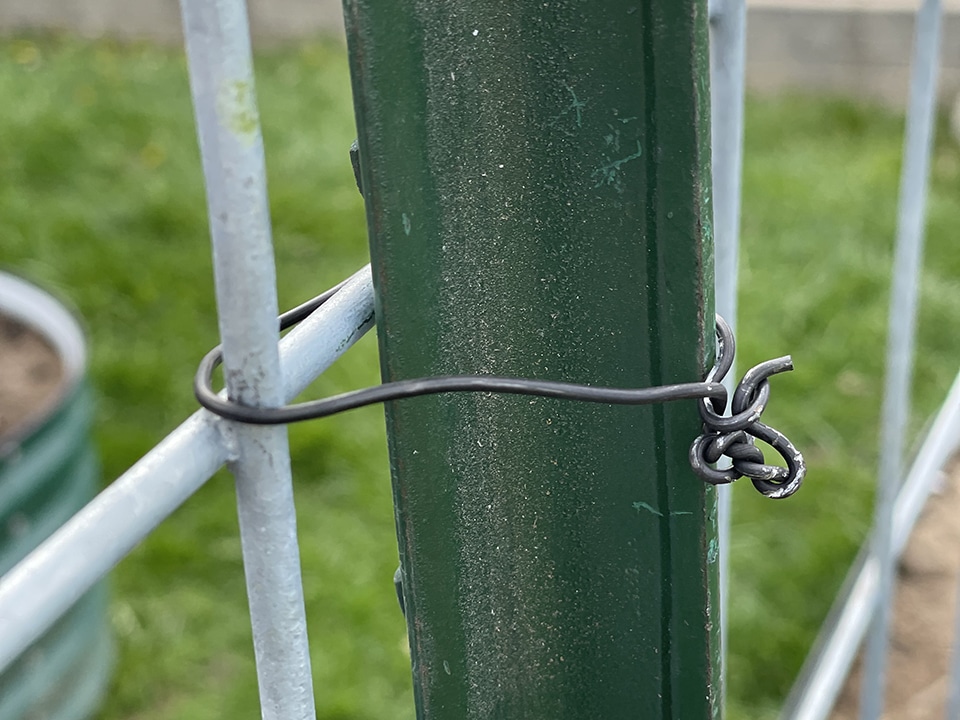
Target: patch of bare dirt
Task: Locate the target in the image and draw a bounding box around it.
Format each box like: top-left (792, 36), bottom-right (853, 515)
top-left (0, 312), bottom-right (64, 440)
top-left (832, 458), bottom-right (960, 719)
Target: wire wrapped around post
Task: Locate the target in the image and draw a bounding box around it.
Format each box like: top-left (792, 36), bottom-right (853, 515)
top-left (194, 287), bottom-right (805, 499)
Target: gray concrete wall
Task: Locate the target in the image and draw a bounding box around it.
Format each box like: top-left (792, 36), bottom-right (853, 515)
top-left (1, 0), bottom-right (959, 108)
top-left (0, 0), bottom-right (343, 44)
top-left (748, 1), bottom-right (960, 106)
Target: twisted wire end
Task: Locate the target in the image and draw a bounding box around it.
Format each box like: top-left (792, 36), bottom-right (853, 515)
top-left (688, 317), bottom-right (806, 499)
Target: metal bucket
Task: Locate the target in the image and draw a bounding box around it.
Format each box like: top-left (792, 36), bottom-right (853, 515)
top-left (0, 272), bottom-right (112, 720)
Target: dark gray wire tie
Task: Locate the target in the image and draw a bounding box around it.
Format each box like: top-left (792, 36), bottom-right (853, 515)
top-left (194, 290), bottom-right (805, 499)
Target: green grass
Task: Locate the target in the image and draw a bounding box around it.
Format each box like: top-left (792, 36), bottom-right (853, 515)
top-left (1, 36), bottom-right (959, 720)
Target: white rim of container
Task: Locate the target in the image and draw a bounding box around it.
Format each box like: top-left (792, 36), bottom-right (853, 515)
top-left (0, 272), bottom-right (87, 448)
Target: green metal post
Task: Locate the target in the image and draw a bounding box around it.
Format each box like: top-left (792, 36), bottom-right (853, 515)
top-left (343, 2), bottom-right (719, 717)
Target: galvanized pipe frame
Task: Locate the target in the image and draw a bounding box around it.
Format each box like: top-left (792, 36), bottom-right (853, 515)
top-left (859, 0), bottom-right (943, 718)
top-left (782, 0), bottom-right (948, 717)
top-left (708, 0), bottom-right (747, 684)
top-left (175, 0), bottom-right (328, 715)
top-left (0, 267), bottom-right (376, 678)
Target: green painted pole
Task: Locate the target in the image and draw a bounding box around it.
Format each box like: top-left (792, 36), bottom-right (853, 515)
top-left (343, 2), bottom-right (720, 717)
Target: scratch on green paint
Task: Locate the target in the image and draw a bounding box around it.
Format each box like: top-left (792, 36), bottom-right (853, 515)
top-left (218, 79), bottom-right (260, 145)
top-left (707, 537), bottom-right (719, 564)
top-left (546, 83), bottom-right (587, 132)
top-left (633, 501), bottom-right (662, 517)
top-left (605, 124), bottom-right (622, 152)
top-left (633, 501), bottom-right (693, 518)
top-left (592, 140), bottom-right (643, 190)
top-left (565, 84), bottom-right (586, 128)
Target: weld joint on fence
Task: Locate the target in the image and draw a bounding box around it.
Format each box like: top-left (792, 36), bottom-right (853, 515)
top-left (193, 291), bottom-right (805, 498)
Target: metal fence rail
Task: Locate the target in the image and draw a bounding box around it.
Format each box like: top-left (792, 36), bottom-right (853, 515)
top-left (0, 267), bottom-right (375, 675)
top-left (708, 0), bottom-right (748, 675)
top-left (179, 0), bottom-right (317, 714)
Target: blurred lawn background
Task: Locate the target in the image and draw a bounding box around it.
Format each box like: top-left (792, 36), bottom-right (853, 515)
top-left (2, 35), bottom-right (960, 720)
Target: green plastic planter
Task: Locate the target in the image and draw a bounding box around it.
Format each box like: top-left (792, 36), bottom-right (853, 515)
top-left (0, 272), bottom-right (112, 720)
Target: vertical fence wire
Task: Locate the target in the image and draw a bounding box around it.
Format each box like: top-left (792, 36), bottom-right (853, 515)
top-left (708, 0), bottom-right (747, 688)
top-left (178, 1), bottom-right (316, 718)
top-left (858, 1), bottom-right (943, 717)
